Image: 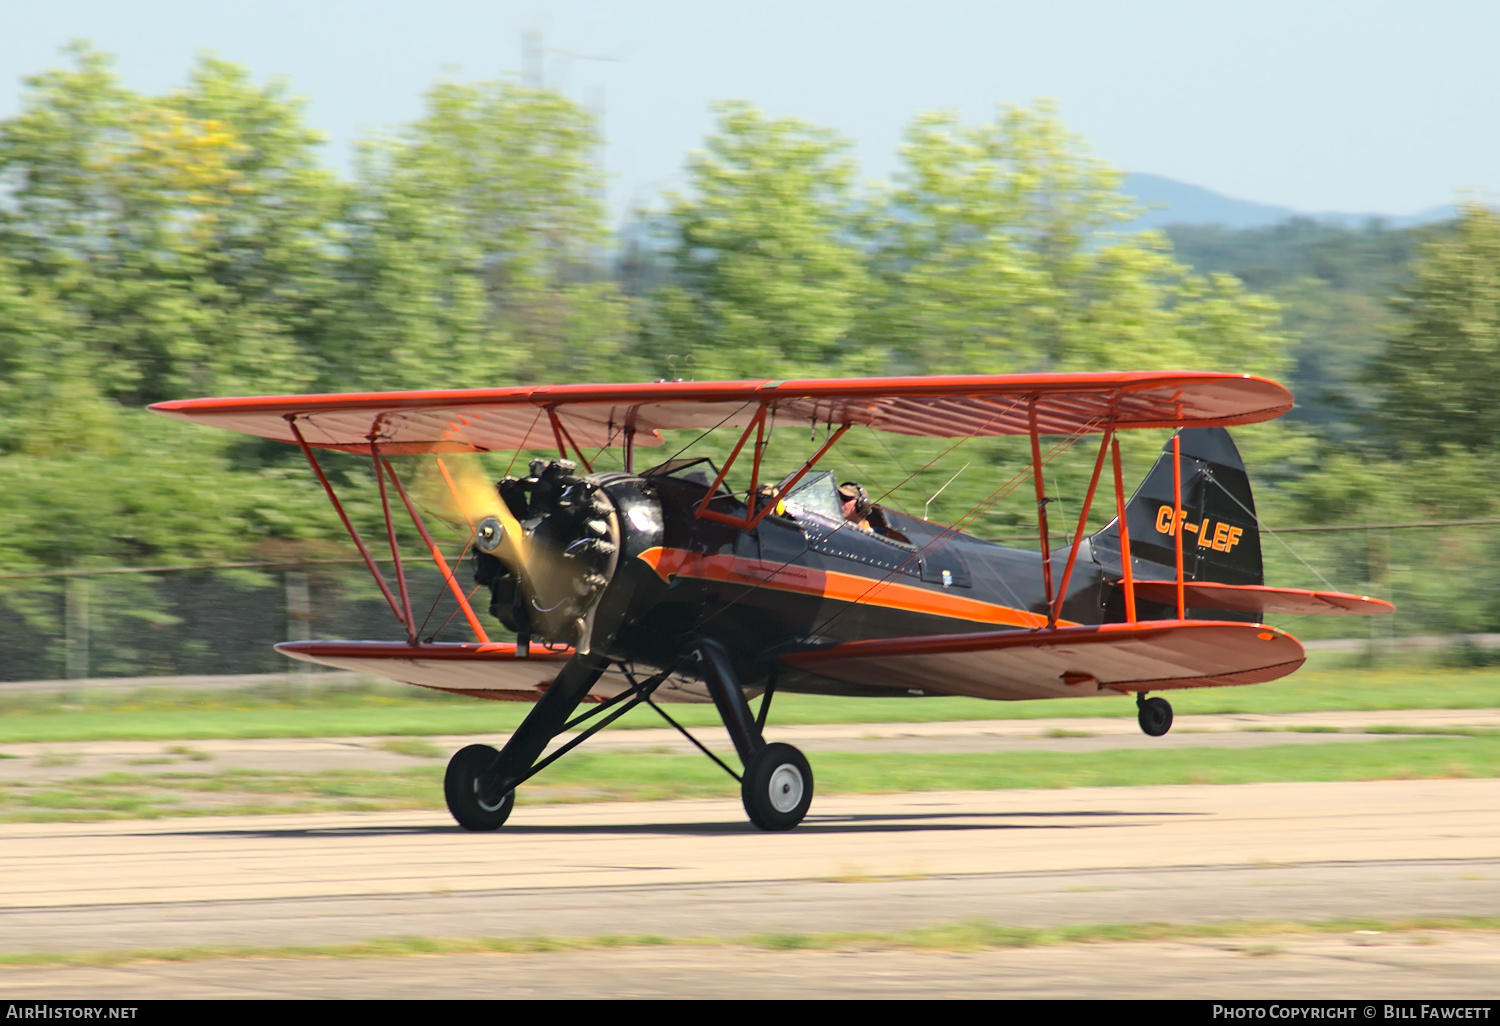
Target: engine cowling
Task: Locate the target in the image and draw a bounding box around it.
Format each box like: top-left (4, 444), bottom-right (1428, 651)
top-left (473, 460), bottom-right (664, 652)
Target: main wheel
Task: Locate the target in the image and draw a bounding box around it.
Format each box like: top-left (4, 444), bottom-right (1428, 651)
top-left (1137, 696), bottom-right (1174, 737)
top-left (444, 744), bottom-right (515, 831)
top-left (741, 742), bottom-right (813, 831)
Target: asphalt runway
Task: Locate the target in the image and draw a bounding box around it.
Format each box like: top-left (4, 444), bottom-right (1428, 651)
top-left (3, 778), bottom-right (1499, 998)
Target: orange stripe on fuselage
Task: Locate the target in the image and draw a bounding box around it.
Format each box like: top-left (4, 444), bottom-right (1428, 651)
top-left (636, 546), bottom-right (1068, 629)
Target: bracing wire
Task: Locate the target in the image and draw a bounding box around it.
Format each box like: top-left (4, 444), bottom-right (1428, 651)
top-left (1203, 468), bottom-right (1339, 591)
top-left (503, 408), bottom-right (548, 478)
top-left (807, 422), bottom-right (1097, 638)
top-left (688, 413), bottom-right (1017, 636)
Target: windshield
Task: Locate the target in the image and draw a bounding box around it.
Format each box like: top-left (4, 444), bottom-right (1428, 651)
top-left (780, 470), bottom-right (842, 521)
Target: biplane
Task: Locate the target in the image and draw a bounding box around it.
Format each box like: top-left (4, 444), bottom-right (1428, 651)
top-left (150, 372), bottom-right (1392, 831)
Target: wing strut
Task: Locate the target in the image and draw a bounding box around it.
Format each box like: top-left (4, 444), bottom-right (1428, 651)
top-left (697, 404), bottom-right (768, 520)
top-left (1028, 400), bottom-right (1056, 615)
top-left (1051, 423), bottom-right (1115, 627)
top-left (371, 438), bottom-right (418, 643)
top-left (380, 458), bottom-right (491, 644)
top-left (286, 417), bottom-right (409, 632)
top-left (1111, 436), bottom-right (1138, 622)
top-left (547, 408), bottom-right (594, 473)
top-left (1172, 432), bottom-right (1186, 618)
top-left (286, 416), bottom-right (494, 646)
top-left (695, 406), bottom-right (851, 530)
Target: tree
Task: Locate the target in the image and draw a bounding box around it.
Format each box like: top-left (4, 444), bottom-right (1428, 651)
top-left (1164, 218), bottom-right (1439, 438)
top-left (0, 256), bottom-right (115, 458)
top-left (1370, 205), bottom-right (1500, 454)
top-left (864, 103), bottom-right (1290, 381)
top-left (0, 46), bottom-right (343, 404)
top-left (0, 46), bottom-right (364, 651)
top-left (331, 79), bottom-right (632, 391)
top-left (639, 102), bottom-right (877, 380)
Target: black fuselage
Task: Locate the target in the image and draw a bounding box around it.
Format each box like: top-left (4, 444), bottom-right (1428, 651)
top-left (594, 469), bottom-right (1116, 695)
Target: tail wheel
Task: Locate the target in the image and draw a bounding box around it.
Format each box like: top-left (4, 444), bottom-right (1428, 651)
top-left (444, 744), bottom-right (515, 831)
top-left (741, 742), bottom-right (813, 831)
top-left (1137, 695), bottom-right (1174, 737)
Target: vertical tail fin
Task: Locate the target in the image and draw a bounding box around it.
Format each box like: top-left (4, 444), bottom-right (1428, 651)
top-left (1092, 427), bottom-right (1264, 587)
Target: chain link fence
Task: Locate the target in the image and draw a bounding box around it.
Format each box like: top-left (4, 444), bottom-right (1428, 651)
top-left (1, 522), bottom-right (1496, 684)
top-left (0, 559), bottom-right (481, 684)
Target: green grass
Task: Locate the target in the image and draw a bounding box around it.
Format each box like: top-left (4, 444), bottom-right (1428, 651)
top-left (2, 736), bottom-right (1495, 822)
top-left (3, 915), bottom-right (1496, 969)
top-left (0, 652), bottom-right (1496, 744)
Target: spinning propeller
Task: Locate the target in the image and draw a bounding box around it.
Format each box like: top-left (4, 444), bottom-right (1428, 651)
top-left (435, 456), bottom-right (529, 563)
top-left (429, 455), bottom-right (619, 652)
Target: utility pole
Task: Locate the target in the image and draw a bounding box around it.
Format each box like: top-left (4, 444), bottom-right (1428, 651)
top-left (285, 571), bottom-right (312, 688)
top-left (522, 30), bottom-right (544, 88)
top-left (65, 573), bottom-right (89, 682)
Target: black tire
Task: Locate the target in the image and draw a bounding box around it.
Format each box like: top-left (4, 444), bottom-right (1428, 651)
top-left (1138, 696), bottom-right (1174, 737)
top-left (741, 742), bottom-right (813, 831)
top-left (444, 744), bottom-right (515, 831)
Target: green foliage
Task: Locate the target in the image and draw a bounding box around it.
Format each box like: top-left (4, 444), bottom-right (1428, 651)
top-left (5, 41), bottom-right (1500, 659)
top-left (1371, 205), bottom-right (1500, 454)
top-left (640, 102), bottom-right (876, 379)
top-left (865, 104), bottom-right (1290, 382)
top-left (639, 101), bottom-right (1299, 540)
top-left (867, 103), bottom-right (1127, 373)
top-left (331, 79), bottom-right (632, 390)
top-left (0, 45), bottom-right (340, 404)
top-left (1165, 218), bottom-right (1437, 434)
top-left (0, 255), bottom-right (117, 457)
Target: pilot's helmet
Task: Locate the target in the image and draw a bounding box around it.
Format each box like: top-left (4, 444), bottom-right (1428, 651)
top-left (837, 481), bottom-right (870, 512)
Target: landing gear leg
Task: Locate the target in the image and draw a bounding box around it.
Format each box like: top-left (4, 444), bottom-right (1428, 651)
top-left (1136, 692), bottom-right (1173, 737)
top-left (698, 639), bottom-right (813, 831)
top-left (443, 651), bottom-right (608, 831)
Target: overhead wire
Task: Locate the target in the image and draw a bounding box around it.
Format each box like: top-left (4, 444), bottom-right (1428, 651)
top-left (1202, 468), bottom-right (1339, 592)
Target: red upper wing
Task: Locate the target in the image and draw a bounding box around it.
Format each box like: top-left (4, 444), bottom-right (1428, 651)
top-left (148, 372), bottom-right (1293, 452)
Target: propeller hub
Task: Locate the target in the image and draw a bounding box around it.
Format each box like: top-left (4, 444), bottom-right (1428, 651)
top-left (475, 516), bottom-right (506, 553)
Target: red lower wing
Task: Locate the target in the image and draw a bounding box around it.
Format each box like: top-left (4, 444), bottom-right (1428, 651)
top-left (277, 640), bottom-right (579, 701)
top-left (277, 641), bottom-right (727, 702)
top-left (780, 621), bottom-right (1305, 700)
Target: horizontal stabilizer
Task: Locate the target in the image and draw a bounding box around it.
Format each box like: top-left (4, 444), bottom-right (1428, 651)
top-left (1127, 581), bottom-right (1394, 616)
top-left (780, 621), bottom-right (1305, 701)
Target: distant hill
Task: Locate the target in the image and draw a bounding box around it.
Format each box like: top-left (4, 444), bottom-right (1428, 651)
top-left (1122, 173), bottom-right (1455, 232)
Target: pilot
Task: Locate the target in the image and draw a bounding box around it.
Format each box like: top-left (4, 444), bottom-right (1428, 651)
top-left (753, 483), bottom-right (788, 518)
top-left (838, 481), bottom-right (874, 532)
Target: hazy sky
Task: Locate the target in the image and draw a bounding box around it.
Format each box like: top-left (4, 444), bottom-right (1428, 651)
top-left (3, 0), bottom-right (1494, 226)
